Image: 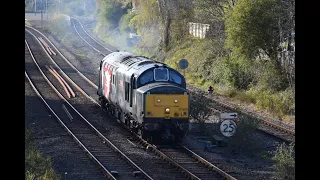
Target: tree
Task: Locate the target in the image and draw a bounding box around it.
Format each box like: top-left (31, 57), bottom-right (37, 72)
top-left (193, 0), bottom-right (232, 65)
top-left (278, 0), bottom-right (295, 88)
top-left (157, 0), bottom-right (193, 50)
top-left (95, 0), bottom-right (126, 29)
top-left (225, 0), bottom-right (281, 66)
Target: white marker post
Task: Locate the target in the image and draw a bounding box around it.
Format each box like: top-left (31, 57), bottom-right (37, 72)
top-left (219, 113), bottom-right (238, 137)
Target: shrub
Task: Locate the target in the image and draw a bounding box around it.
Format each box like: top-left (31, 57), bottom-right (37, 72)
top-left (25, 128), bottom-right (60, 180)
top-left (224, 116), bottom-right (261, 155)
top-left (189, 90), bottom-right (212, 124)
top-left (248, 87), bottom-right (295, 117)
top-left (48, 14), bottom-right (72, 38)
top-left (271, 143), bottom-right (295, 180)
top-left (255, 61), bottom-right (289, 92)
top-left (236, 90), bottom-right (256, 104)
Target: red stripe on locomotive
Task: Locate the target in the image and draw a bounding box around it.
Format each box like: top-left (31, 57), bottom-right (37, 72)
top-left (103, 65), bottom-right (112, 99)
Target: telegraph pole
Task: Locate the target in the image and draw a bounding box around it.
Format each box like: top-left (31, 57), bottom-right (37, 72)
top-left (34, 0), bottom-right (37, 15)
top-left (46, 0), bottom-right (48, 19)
top-left (41, 0), bottom-right (43, 27)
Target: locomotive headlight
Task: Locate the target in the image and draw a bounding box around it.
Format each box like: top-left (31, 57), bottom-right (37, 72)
top-left (157, 99), bottom-right (161, 103)
top-left (165, 108), bottom-right (170, 113)
top-left (174, 99), bottom-right (178, 103)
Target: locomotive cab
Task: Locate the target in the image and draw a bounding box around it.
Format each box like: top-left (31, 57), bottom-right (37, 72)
top-left (134, 66), bottom-right (189, 143)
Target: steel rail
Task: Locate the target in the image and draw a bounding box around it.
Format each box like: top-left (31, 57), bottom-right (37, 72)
top-left (25, 44), bottom-right (116, 180)
top-left (71, 16), bottom-right (115, 52)
top-left (49, 65), bottom-right (76, 98)
top-left (70, 19), bottom-right (106, 56)
top-left (25, 32), bottom-right (154, 180)
top-left (25, 28), bottom-right (98, 106)
top-left (25, 25), bottom-right (98, 89)
top-left (45, 65), bottom-right (71, 98)
top-left (120, 123), bottom-right (238, 180)
top-left (179, 144), bottom-right (237, 180)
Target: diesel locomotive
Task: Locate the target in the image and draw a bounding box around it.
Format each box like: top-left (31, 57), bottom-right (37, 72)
top-left (97, 52), bottom-right (189, 143)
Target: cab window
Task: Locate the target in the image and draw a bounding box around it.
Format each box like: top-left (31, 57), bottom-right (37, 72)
top-left (154, 67), bottom-right (169, 81)
top-left (169, 70), bottom-right (182, 84)
top-left (139, 70), bottom-right (153, 85)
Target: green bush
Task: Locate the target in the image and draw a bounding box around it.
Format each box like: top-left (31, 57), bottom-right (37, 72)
top-left (214, 84), bottom-right (238, 98)
top-left (248, 87), bottom-right (295, 117)
top-left (255, 61), bottom-right (289, 92)
top-left (222, 56), bottom-right (255, 90)
top-left (25, 128), bottom-right (60, 180)
top-left (271, 143), bottom-right (295, 180)
top-left (224, 116), bottom-right (261, 155)
top-left (236, 90), bottom-right (256, 104)
top-left (189, 90), bottom-right (212, 123)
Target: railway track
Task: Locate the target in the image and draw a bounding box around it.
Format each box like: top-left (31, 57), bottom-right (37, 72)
top-left (71, 17), bottom-right (117, 56)
top-left (159, 144), bottom-right (236, 180)
top-left (25, 23), bottom-right (238, 179)
top-left (25, 38), bottom-right (153, 180)
top-left (116, 124), bottom-right (236, 180)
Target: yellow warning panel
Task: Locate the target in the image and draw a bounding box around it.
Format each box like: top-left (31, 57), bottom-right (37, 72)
top-left (145, 94), bottom-right (188, 118)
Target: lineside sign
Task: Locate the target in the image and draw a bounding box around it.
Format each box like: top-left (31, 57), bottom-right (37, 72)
top-left (220, 113), bottom-right (238, 119)
top-left (219, 113), bottom-right (238, 137)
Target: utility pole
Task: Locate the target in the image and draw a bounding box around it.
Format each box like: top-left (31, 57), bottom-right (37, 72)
top-left (41, 0), bottom-right (43, 27)
top-left (46, 0), bottom-right (48, 19)
top-left (34, 0), bottom-right (37, 15)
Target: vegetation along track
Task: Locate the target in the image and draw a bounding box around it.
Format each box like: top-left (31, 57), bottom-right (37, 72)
top-left (189, 85), bottom-right (295, 143)
top-left (25, 22), bottom-right (238, 179)
top-left (203, 96), bottom-right (295, 143)
top-left (25, 36), bottom-right (154, 180)
top-left (70, 15), bottom-right (295, 144)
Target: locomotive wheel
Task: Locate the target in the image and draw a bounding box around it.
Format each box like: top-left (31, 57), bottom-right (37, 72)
top-left (99, 97), bottom-right (106, 106)
top-left (141, 130), bottom-right (155, 144)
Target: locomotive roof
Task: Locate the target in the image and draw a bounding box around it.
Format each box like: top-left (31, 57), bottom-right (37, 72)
top-left (102, 51), bottom-right (168, 76)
